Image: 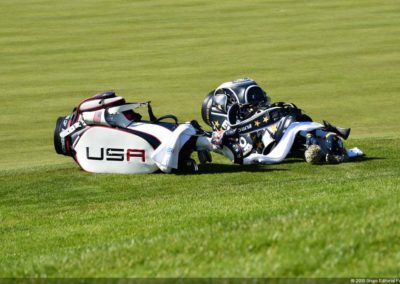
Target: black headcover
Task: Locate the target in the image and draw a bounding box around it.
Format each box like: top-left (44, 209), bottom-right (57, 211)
top-left (201, 78), bottom-right (270, 130)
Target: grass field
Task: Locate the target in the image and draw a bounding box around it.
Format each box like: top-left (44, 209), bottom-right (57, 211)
top-left (1, 0), bottom-right (399, 277)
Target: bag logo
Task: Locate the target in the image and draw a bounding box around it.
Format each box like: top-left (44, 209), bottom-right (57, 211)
top-left (86, 147), bottom-right (145, 162)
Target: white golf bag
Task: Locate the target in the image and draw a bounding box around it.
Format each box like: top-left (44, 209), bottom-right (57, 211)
top-left (54, 91), bottom-right (199, 174)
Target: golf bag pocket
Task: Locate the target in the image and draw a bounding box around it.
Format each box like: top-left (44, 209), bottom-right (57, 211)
top-left (74, 126), bottom-right (159, 174)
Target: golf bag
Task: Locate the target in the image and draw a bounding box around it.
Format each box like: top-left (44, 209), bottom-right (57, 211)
top-left (200, 78), bottom-right (352, 164)
top-left (54, 91), bottom-right (199, 174)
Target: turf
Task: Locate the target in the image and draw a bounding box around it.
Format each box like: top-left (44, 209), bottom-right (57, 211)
top-left (0, 0), bottom-right (399, 277)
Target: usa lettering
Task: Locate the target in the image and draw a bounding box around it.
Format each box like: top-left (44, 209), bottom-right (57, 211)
top-left (86, 147), bottom-right (145, 162)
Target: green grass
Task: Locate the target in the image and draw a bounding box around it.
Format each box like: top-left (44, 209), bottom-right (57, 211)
top-left (0, 0), bottom-right (399, 277)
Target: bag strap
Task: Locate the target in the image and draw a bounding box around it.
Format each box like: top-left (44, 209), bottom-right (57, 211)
top-left (107, 101), bottom-right (158, 122)
top-left (59, 120), bottom-right (87, 138)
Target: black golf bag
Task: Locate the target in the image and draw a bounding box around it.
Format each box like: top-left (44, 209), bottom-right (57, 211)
top-left (201, 78), bottom-right (350, 164)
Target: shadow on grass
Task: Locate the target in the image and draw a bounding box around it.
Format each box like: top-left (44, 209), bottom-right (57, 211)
top-left (197, 163), bottom-right (288, 174)
top-left (346, 156), bottom-right (385, 163)
top-left (192, 156), bottom-right (383, 174)
top-left (278, 156), bottom-right (384, 165)
top-left (276, 158), bottom-right (305, 165)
